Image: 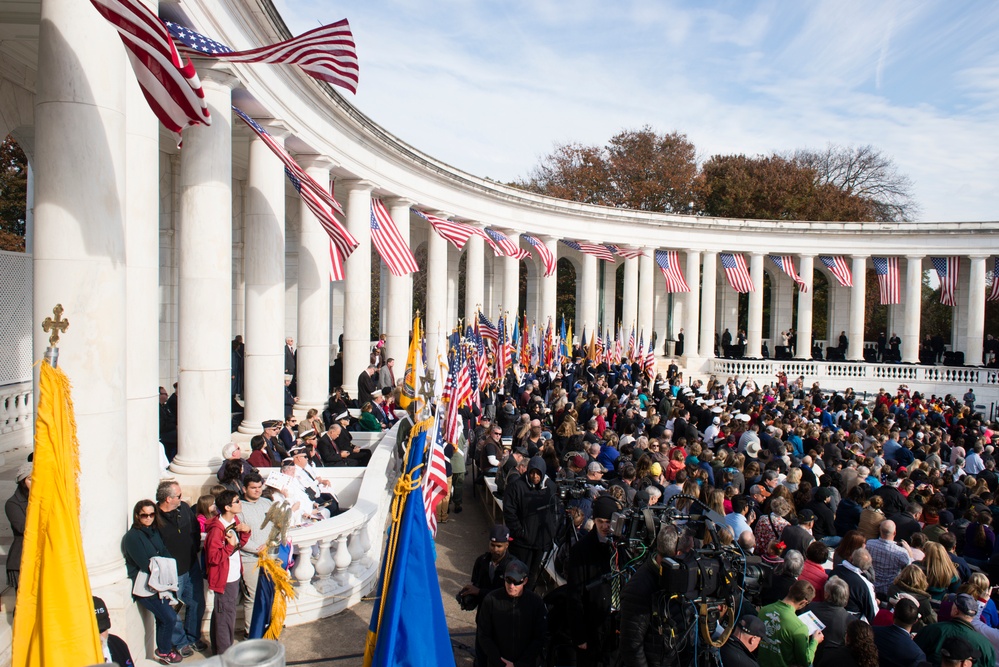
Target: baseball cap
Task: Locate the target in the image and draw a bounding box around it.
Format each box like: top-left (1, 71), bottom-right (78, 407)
top-left (262, 419), bottom-right (282, 429)
top-left (941, 636), bottom-right (980, 661)
top-left (953, 593), bottom-right (980, 617)
top-left (798, 509), bottom-right (816, 523)
top-left (587, 461), bottom-right (606, 474)
top-left (489, 525), bottom-right (511, 543)
top-left (93, 596), bottom-right (111, 633)
top-left (570, 455), bottom-right (587, 469)
top-left (737, 615), bottom-right (766, 638)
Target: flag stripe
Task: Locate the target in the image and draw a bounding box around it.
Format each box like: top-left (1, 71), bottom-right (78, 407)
top-left (769, 255), bottom-right (808, 292)
top-left (560, 239), bottom-right (616, 262)
top-left (522, 233), bottom-right (557, 277)
top-left (371, 199), bottom-right (419, 276)
top-left (819, 255), bottom-right (853, 287)
top-left (485, 229), bottom-right (530, 259)
top-left (989, 258), bottom-right (999, 302)
top-left (873, 257), bottom-right (901, 305)
top-left (931, 256), bottom-right (959, 307)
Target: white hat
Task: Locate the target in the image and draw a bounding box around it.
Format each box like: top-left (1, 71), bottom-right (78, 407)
top-left (712, 416), bottom-right (721, 425)
top-left (746, 441), bottom-right (762, 457)
top-left (735, 413), bottom-right (751, 422)
top-left (711, 406), bottom-right (723, 414)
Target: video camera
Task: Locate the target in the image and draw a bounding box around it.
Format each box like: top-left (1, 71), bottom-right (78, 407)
top-left (554, 476), bottom-right (599, 502)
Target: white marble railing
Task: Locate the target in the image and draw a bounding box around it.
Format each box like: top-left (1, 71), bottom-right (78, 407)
top-left (0, 381), bottom-right (32, 454)
top-left (277, 422), bottom-right (403, 625)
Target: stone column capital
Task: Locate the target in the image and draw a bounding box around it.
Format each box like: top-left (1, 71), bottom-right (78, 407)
top-left (906, 254), bottom-right (925, 261)
top-left (296, 154), bottom-right (337, 171)
top-left (382, 195), bottom-right (415, 209)
top-left (969, 253), bottom-right (991, 260)
top-left (750, 250), bottom-right (767, 257)
top-left (338, 178), bottom-right (377, 193)
top-left (798, 253), bottom-right (815, 259)
top-left (191, 61), bottom-right (241, 89)
top-left (851, 254), bottom-right (871, 260)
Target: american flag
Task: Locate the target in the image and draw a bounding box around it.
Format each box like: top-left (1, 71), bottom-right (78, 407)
top-left (413, 209), bottom-right (494, 253)
top-left (989, 258), bottom-right (999, 302)
top-left (497, 315), bottom-right (510, 378)
top-left (770, 255), bottom-right (808, 292)
top-left (606, 244), bottom-right (646, 260)
top-left (329, 241), bottom-right (344, 281)
top-left (560, 239), bottom-right (616, 262)
top-left (873, 257), bottom-right (901, 305)
top-left (422, 408), bottom-right (450, 536)
top-left (522, 234), bottom-right (557, 277)
top-left (628, 326), bottom-right (637, 361)
top-left (485, 229), bottom-right (530, 260)
top-left (655, 250), bottom-right (690, 292)
top-left (644, 336), bottom-right (656, 380)
top-left (91, 1), bottom-right (210, 145)
top-left (235, 106), bottom-right (357, 258)
top-left (167, 20), bottom-right (359, 94)
top-left (467, 338), bottom-right (484, 407)
top-left (477, 312), bottom-right (499, 346)
top-left (720, 253), bottom-right (754, 293)
top-left (819, 255), bottom-right (853, 287)
top-left (371, 199), bottom-right (419, 276)
top-left (931, 257), bottom-right (959, 307)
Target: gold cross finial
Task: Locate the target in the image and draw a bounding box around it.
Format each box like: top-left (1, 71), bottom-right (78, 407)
top-left (42, 304), bottom-right (69, 347)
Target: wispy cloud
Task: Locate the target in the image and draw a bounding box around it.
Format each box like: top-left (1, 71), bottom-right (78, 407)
top-left (271, 0), bottom-right (999, 221)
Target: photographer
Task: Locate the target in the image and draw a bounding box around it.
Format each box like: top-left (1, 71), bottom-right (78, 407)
top-left (618, 525), bottom-right (695, 667)
top-left (566, 494), bottom-right (621, 666)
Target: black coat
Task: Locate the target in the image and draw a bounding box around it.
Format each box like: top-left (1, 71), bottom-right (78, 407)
top-left (503, 463), bottom-right (558, 551)
top-left (476, 587), bottom-right (547, 667)
top-left (565, 528), bottom-right (614, 647)
top-left (806, 499), bottom-right (837, 540)
top-left (719, 636), bottom-right (760, 667)
top-left (829, 563), bottom-right (876, 622)
top-left (469, 551), bottom-right (512, 609)
top-left (618, 560), bottom-right (670, 667)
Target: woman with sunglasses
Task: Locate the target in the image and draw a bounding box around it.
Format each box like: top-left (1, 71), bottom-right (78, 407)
top-left (123, 499), bottom-right (182, 664)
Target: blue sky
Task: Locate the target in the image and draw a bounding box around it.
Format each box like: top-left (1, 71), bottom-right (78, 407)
top-left (277, 1), bottom-right (999, 222)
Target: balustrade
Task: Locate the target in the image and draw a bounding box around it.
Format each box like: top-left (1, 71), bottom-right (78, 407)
top-left (0, 381), bottom-right (32, 453)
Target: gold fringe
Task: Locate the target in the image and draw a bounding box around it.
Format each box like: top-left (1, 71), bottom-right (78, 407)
top-left (257, 550), bottom-right (297, 640)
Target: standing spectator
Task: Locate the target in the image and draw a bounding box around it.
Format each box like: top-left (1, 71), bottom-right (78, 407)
top-left (503, 457), bottom-right (558, 590)
top-left (239, 472), bottom-right (273, 634)
top-left (757, 580), bottom-right (824, 667)
top-left (475, 559), bottom-right (548, 667)
top-left (4, 463), bottom-right (30, 591)
top-left (204, 490), bottom-right (250, 656)
top-left (123, 500), bottom-right (181, 665)
top-left (154, 480), bottom-right (206, 657)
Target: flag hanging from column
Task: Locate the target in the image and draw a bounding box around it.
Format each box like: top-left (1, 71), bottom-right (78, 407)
top-left (413, 209), bottom-right (495, 253)
top-left (167, 19), bottom-right (359, 94)
top-left (989, 258), bottom-right (999, 302)
top-left (371, 199), bottom-right (419, 276)
top-left (655, 250), bottom-right (690, 293)
top-left (819, 255), bottom-right (853, 287)
top-left (560, 239), bottom-right (616, 262)
top-left (90, 0), bottom-right (210, 145)
top-left (873, 257), bottom-right (901, 305)
top-left (12, 362), bottom-right (103, 667)
top-left (720, 253), bottom-right (754, 293)
top-left (485, 229), bottom-right (530, 259)
top-left (521, 234), bottom-right (557, 276)
top-left (931, 257), bottom-right (959, 306)
top-left (769, 255), bottom-right (808, 292)
top-left (605, 244), bottom-right (646, 259)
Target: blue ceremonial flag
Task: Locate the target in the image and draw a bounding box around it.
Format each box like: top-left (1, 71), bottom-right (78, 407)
top-left (364, 421), bottom-right (455, 667)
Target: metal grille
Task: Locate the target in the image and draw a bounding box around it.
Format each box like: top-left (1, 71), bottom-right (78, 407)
top-left (0, 250), bottom-right (32, 385)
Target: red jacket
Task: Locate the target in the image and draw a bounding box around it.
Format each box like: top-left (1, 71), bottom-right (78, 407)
top-left (204, 516), bottom-right (250, 593)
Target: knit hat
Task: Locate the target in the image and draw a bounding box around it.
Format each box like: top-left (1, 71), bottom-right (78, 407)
top-left (593, 495), bottom-right (622, 520)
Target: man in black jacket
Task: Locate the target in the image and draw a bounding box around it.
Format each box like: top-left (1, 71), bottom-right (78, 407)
top-left (476, 559), bottom-right (547, 667)
top-left (155, 480), bottom-right (207, 657)
top-left (503, 456), bottom-right (558, 590)
top-left (829, 547), bottom-right (876, 622)
top-left (565, 495), bottom-right (621, 667)
top-left (719, 615), bottom-right (765, 667)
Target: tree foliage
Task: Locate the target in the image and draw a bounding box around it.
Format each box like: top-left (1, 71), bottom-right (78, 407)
top-left (0, 135), bottom-right (27, 244)
top-left (516, 126), bottom-right (698, 213)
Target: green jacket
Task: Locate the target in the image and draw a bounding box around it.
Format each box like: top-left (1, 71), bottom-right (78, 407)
top-left (914, 618), bottom-right (996, 667)
top-left (758, 600), bottom-right (819, 667)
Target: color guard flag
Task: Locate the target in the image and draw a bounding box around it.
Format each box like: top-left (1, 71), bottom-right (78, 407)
top-left (12, 362), bottom-right (103, 667)
top-left (873, 257), bottom-right (900, 305)
top-left (931, 257), bottom-right (959, 307)
top-left (399, 315), bottom-right (423, 411)
top-left (363, 420), bottom-right (454, 667)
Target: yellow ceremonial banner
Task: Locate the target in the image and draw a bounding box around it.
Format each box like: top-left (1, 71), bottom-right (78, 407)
top-left (12, 362), bottom-right (102, 667)
top-left (398, 314), bottom-right (422, 410)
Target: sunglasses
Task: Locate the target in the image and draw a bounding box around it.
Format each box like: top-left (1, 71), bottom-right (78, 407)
top-left (139, 512), bottom-right (155, 518)
top-left (504, 577), bottom-right (526, 586)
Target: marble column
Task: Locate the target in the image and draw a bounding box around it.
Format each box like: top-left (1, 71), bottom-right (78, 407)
top-left (464, 231), bottom-right (484, 325)
top-left (622, 256), bottom-right (639, 335)
top-left (848, 255), bottom-right (868, 361)
top-left (240, 122), bottom-right (289, 430)
top-left (579, 253), bottom-right (598, 341)
top-left (699, 251), bottom-right (717, 359)
top-left (295, 157), bottom-right (336, 413)
top-left (425, 214), bottom-right (448, 363)
top-left (795, 255), bottom-right (814, 360)
top-left (967, 255), bottom-right (987, 366)
top-left (339, 181), bottom-right (374, 398)
top-left (385, 199), bottom-right (414, 362)
top-left (902, 255), bottom-right (924, 364)
top-left (538, 237), bottom-right (558, 326)
top-left (172, 68), bottom-right (239, 469)
top-left (124, 52), bottom-right (165, 498)
top-left (502, 250), bottom-right (520, 322)
top-left (638, 251), bottom-right (655, 345)
top-left (683, 250), bottom-right (700, 358)
top-left (746, 253), bottom-right (765, 358)
top-left (34, 0), bottom-right (127, 588)
top-left (600, 261), bottom-right (616, 333)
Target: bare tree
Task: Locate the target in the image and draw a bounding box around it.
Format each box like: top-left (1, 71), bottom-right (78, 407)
top-left (791, 144), bottom-right (918, 221)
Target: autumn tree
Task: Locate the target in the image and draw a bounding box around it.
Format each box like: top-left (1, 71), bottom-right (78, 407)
top-left (516, 126), bottom-right (697, 212)
top-left (0, 135), bottom-right (27, 251)
top-left (791, 144), bottom-right (918, 221)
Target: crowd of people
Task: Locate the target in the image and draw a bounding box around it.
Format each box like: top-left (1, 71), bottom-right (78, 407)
top-left (452, 349), bottom-right (999, 667)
